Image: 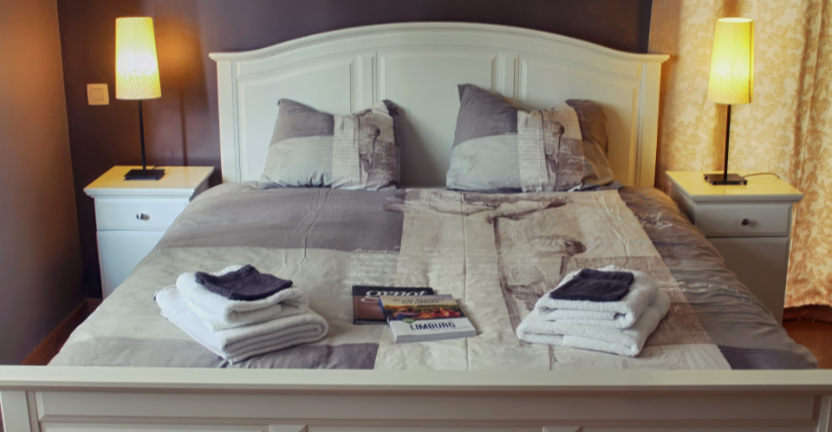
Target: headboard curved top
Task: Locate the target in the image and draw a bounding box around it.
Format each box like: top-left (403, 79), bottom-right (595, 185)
top-left (210, 22), bottom-right (668, 187)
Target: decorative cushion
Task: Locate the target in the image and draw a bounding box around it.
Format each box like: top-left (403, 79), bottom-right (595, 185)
top-left (446, 84), bottom-right (615, 192)
top-left (261, 99), bottom-right (399, 190)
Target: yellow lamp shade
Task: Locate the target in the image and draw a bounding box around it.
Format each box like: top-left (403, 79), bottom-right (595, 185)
top-left (707, 17), bottom-right (754, 105)
top-left (115, 17), bottom-right (161, 100)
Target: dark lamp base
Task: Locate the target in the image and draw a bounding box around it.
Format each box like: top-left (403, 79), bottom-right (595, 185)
top-left (124, 168), bottom-right (165, 180)
top-left (704, 172), bottom-right (747, 185)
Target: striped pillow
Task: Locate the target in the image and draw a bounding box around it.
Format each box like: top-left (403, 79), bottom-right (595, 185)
top-left (446, 84), bottom-right (614, 192)
top-left (261, 99), bottom-right (399, 190)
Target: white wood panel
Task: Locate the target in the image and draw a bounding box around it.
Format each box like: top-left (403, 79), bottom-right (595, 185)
top-left (217, 58), bottom-right (240, 183)
top-left (210, 22), bottom-right (669, 187)
top-left (633, 61), bottom-right (663, 186)
top-left (236, 58), bottom-right (355, 181)
top-left (40, 424), bottom-right (305, 432)
top-left (1, 367), bottom-right (831, 431)
top-left (818, 395), bottom-right (832, 432)
top-left (311, 428), bottom-right (547, 432)
top-left (0, 390), bottom-right (36, 432)
top-left (33, 390), bottom-right (817, 424)
top-left (25, 388), bottom-right (826, 431)
top-left (578, 428), bottom-right (813, 432)
top-left (41, 425), bottom-right (275, 432)
top-left (378, 48), bottom-right (501, 186)
top-left (312, 428), bottom-right (576, 432)
top-left (516, 56), bottom-right (640, 185)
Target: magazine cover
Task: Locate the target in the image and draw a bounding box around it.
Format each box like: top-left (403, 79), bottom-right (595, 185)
top-left (352, 285), bottom-right (434, 325)
top-left (379, 295), bottom-right (476, 343)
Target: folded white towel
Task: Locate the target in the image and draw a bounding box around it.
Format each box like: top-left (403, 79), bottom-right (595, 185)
top-left (155, 286), bottom-right (328, 363)
top-left (177, 266), bottom-right (309, 330)
top-left (516, 290), bottom-right (671, 357)
top-left (537, 265), bottom-right (657, 328)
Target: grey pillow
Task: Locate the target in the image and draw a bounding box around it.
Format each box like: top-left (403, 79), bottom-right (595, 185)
top-left (261, 99), bottom-right (400, 190)
top-left (446, 84), bottom-right (615, 192)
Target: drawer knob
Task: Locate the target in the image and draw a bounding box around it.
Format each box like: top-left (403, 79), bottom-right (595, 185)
top-left (740, 218), bottom-right (751, 226)
top-left (136, 212), bottom-right (150, 221)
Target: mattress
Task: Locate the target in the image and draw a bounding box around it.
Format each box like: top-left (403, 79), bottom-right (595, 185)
top-left (50, 184), bottom-right (816, 369)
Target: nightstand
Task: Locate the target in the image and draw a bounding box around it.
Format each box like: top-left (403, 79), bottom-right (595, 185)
top-left (84, 165), bottom-right (214, 297)
top-left (666, 171), bottom-right (802, 323)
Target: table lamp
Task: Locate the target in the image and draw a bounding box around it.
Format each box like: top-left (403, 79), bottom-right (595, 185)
top-left (115, 17), bottom-right (165, 180)
top-left (705, 17), bottom-right (754, 185)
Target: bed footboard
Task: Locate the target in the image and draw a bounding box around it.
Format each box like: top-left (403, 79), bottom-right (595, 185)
top-left (2, 367), bottom-right (831, 432)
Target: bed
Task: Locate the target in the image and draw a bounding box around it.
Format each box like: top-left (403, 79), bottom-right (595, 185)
top-left (2, 22), bottom-right (832, 432)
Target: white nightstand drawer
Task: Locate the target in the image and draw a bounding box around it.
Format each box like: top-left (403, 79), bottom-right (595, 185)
top-left (693, 202), bottom-right (791, 237)
top-left (94, 198), bottom-right (189, 230)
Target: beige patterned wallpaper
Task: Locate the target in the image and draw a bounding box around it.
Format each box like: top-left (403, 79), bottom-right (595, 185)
top-left (650, 0), bottom-right (832, 307)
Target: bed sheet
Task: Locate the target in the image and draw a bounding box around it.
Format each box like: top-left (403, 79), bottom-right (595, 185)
top-left (50, 184), bottom-right (816, 369)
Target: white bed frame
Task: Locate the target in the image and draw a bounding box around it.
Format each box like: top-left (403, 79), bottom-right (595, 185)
top-left (2, 22), bottom-right (832, 432)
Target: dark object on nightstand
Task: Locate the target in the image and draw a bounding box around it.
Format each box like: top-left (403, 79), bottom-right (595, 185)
top-left (704, 173), bottom-right (747, 185)
top-left (125, 168), bottom-right (165, 180)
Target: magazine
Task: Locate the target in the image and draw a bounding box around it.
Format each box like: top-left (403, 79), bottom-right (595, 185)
top-left (352, 285), bottom-right (434, 325)
top-left (379, 295), bottom-right (477, 343)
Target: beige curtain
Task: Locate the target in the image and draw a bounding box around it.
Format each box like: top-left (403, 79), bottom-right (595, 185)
top-left (649, 0), bottom-right (832, 307)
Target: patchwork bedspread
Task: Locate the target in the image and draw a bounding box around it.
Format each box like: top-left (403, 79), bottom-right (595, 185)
top-left (51, 184), bottom-right (816, 369)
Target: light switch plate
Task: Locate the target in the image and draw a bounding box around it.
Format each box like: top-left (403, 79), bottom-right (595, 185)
top-left (86, 83), bottom-right (109, 105)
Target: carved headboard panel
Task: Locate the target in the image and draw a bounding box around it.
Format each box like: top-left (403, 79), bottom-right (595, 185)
top-left (210, 22), bottom-right (668, 186)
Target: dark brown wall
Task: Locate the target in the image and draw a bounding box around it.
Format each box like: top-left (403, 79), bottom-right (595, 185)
top-left (57, 0), bottom-right (653, 297)
top-left (0, 0), bottom-right (83, 363)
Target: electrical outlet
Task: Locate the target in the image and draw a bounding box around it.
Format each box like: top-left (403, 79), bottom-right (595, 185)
top-left (87, 83), bottom-right (109, 105)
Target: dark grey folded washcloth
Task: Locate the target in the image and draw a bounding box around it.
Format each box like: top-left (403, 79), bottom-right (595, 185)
top-left (195, 265), bottom-right (293, 301)
top-left (549, 268), bottom-right (634, 302)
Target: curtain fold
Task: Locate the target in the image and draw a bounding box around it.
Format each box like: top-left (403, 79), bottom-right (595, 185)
top-left (649, 0), bottom-right (832, 307)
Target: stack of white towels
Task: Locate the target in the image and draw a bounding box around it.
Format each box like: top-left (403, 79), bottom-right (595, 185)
top-left (516, 265), bottom-right (670, 357)
top-left (155, 265), bottom-right (328, 363)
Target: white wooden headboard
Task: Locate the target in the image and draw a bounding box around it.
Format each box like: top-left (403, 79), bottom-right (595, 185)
top-left (209, 22), bottom-right (668, 187)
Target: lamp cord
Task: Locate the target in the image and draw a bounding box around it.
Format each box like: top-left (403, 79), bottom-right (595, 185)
top-left (742, 172), bottom-right (781, 180)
